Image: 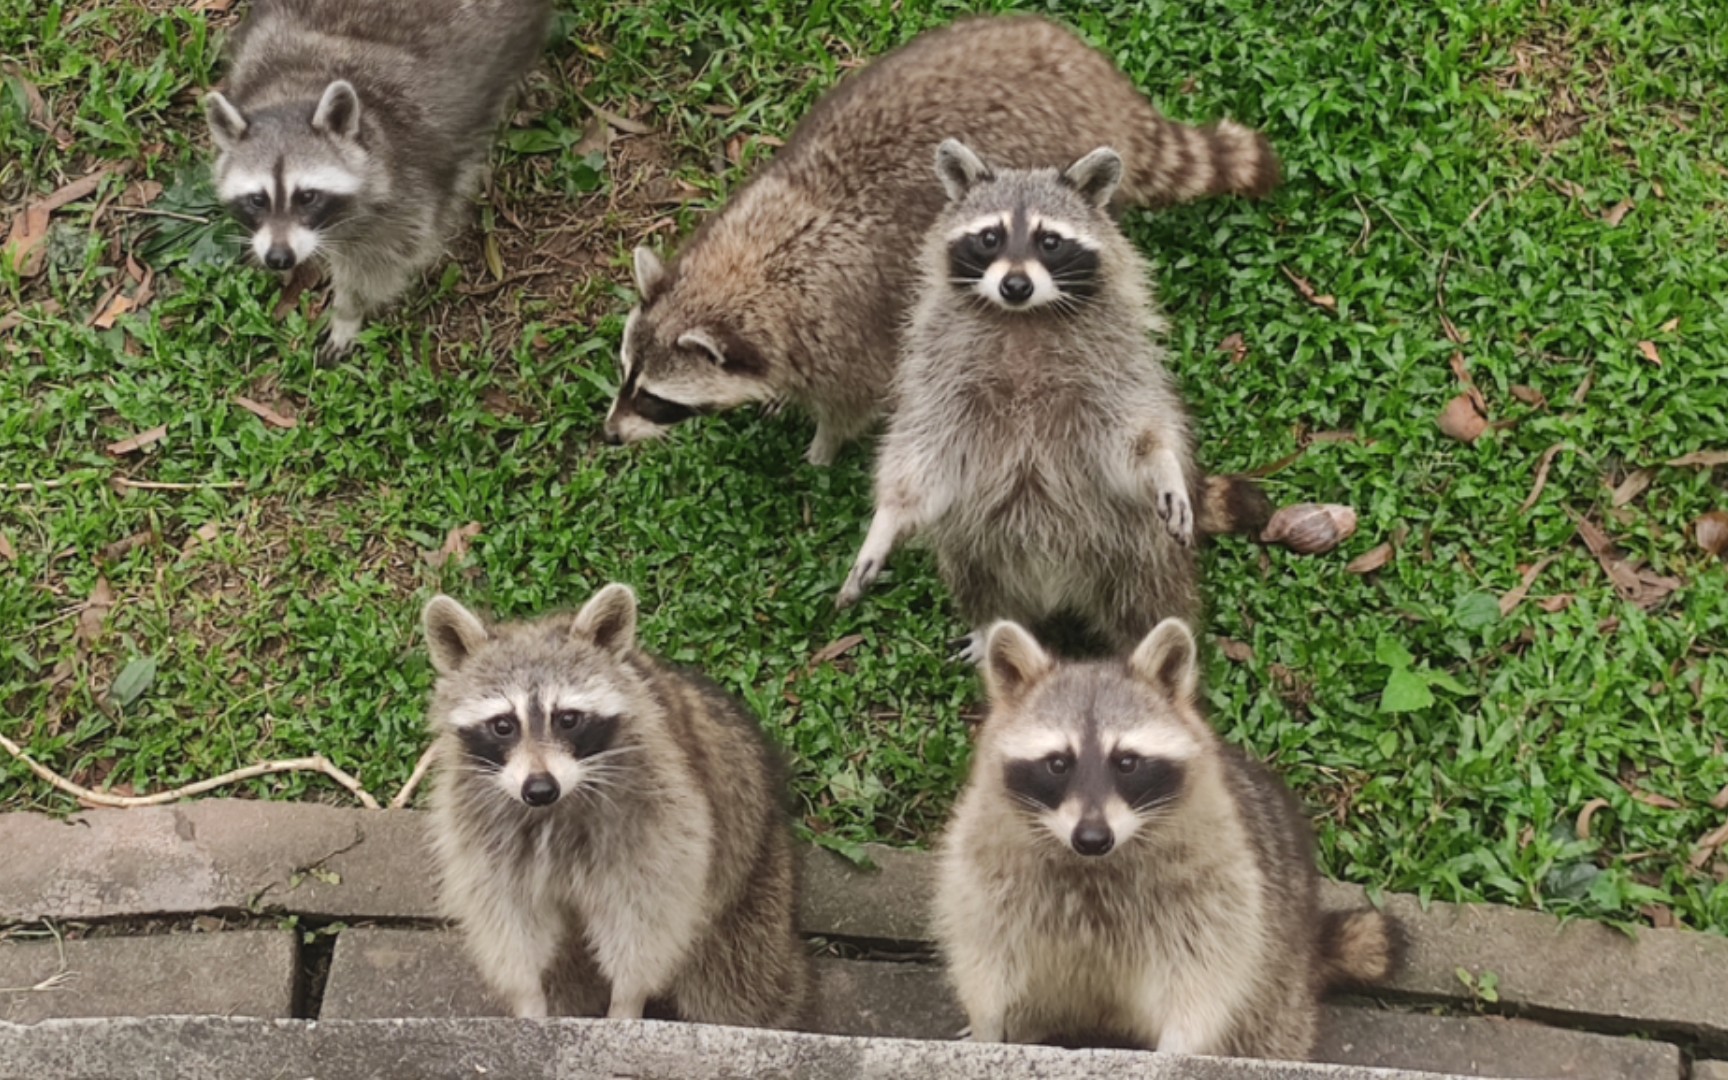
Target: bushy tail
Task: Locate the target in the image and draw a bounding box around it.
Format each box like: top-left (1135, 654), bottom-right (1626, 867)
top-left (1196, 473), bottom-right (1275, 539)
top-left (1127, 117), bottom-right (1282, 206)
top-left (1317, 908), bottom-right (1408, 989)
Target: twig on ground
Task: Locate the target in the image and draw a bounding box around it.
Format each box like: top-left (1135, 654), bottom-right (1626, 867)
top-left (0, 731), bottom-right (381, 810)
top-left (1518, 443), bottom-right (1568, 514)
top-left (104, 205), bottom-right (211, 225)
top-left (112, 478), bottom-right (246, 492)
top-left (0, 922), bottom-right (75, 994)
top-left (390, 745), bottom-right (437, 809)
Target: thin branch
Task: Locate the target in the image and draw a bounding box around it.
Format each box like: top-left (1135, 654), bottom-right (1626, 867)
top-left (3, 480), bottom-right (71, 491)
top-left (113, 478), bottom-right (246, 492)
top-left (390, 745), bottom-right (438, 809)
top-left (105, 205), bottom-right (212, 224)
top-left (0, 922), bottom-right (75, 994)
top-left (0, 731), bottom-right (380, 810)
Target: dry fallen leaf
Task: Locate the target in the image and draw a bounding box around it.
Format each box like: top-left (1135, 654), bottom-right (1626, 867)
top-left (1217, 638), bottom-right (1255, 664)
top-left (92, 293), bottom-right (135, 329)
top-left (1610, 468), bottom-right (1654, 508)
top-left (0, 532), bottom-right (15, 562)
top-left (1659, 316), bottom-right (1681, 334)
top-left (234, 395), bottom-right (298, 430)
top-left (1574, 515), bottom-right (1682, 612)
top-left (1499, 555), bottom-right (1557, 616)
top-left (1217, 332), bottom-right (1248, 364)
top-left (104, 424), bottom-right (168, 457)
top-left (182, 521), bottom-right (222, 553)
top-left (1667, 450), bottom-right (1728, 468)
top-left (1692, 822), bottom-right (1728, 871)
top-left (1437, 393), bottom-right (1488, 443)
top-left (1603, 199), bottom-right (1635, 227)
top-left (1694, 511), bottom-right (1728, 558)
top-left (1537, 594), bottom-right (1574, 613)
top-left (1710, 782), bottom-right (1728, 812)
top-left (99, 528), bottom-right (156, 564)
top-left (1519, 443), bottom-right (1567, 514)
top-left (428, 522), bottom-right (483, 568)
top-left (2, 167), bottom-right (115, 278)
top-left (1345, 542), bottom-right (1395, 574)
top-left (1637, 340), bottom-right (1662, 366)
top-left (1279, 266), bottom-right (1337, 312)
top-left (75, 576), bottom-right (116, 651)
top-left (1641, 904), bottom-right (1676, 930)
top-left (0, 299), bottom-right (62, 335)
top-left (120, 179), bottom-right (163, 208)
top-left (1627, 787), bottom-right (1683, 810)
top-left (1510, 384), bottom-right (1547, 409)
top-left (1575, 797), bottom-right (1610, 840)
top-left (577, 95), bottom-right (652, 136)
top-left (1260, 503), bottom-right (1357, 555)
top-left (807, 633), bottom-right (866, 669)
top-left (1548, 178), bottom-right (1587, 200)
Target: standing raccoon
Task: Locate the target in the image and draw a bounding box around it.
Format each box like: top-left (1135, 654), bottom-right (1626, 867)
top-left (421, 585), bottom-right (809, 1026)
top-left (935, 618), bottom-right (1405, 1057)
top-left (608, 13), bottom-right (1278, 465)
top-left (838, 141), bottom-right (1267, 656)
top-left (205, 0), bottom-right (551, 361)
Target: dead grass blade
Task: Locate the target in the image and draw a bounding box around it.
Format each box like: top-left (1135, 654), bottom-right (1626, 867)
top-left (1519, 443), bottom-right (1567, 513)
top-left (104, 424), bottom-right (168, 457)
top-left (1499, 555), bottom-right (1557, 616)
top-left (1667, 450), bottom-right (1728, 468)
top-left (1572, 513), bottom-right (1682, 611)
top-left (1279, 265), bottom-right (1337, 312)
top-left (1610, 468), bottom-right (1654, 507)
top-left (233, 396), bottom-right (298, 430)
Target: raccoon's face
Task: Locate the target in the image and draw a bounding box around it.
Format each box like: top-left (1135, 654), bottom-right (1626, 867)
top-left (422, 585), bottom-right (646, 810)
top-left (933, 141), bottom-right (1122, 314)
top-left (205, 82), bottom-right (369, 272)
top-left (603, 247), bottom-right (773, 446)
top-left (980, 619), bottom-right (1206, 858)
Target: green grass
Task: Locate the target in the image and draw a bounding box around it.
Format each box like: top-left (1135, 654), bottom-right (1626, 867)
top-left (3, 0), bottom-right (1725, 932)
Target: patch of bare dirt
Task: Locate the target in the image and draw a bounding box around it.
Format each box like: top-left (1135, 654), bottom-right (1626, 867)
top-left (1493, 22), bottom-right (1616, 147)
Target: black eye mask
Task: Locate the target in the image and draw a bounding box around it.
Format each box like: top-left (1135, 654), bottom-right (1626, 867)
top-left (632, 389), bottom-right (698, 426)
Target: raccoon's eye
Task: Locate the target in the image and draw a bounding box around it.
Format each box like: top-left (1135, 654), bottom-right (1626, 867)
top-left (552, 709), bottom-right (584, 731)
top-left (977, 228), bottom-right (1002, 251)
top-left (485, 715), bottom-right (517, 738)
top-left (1045, 753), bottom-right (1072, 776)
top-left (1038, 231), bottom-right (1063, 252)
top-left (293, 188), bottom-right (322, 208)
top-left (1114, 752), bottom-right (1140, 773)
top-left (247, 192), bottom-right (269, 210)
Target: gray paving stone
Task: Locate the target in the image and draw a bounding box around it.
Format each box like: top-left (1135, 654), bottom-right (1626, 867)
top-left (0, 930), bottom-right (295, 1023)
top-left (1317, 1006), bottom-right (1681, 1079)
top-left (0, 801), bottom-right (432, 922)
top-left (0, 1016), bottom-right (1479, 1080)
top-left (321, 926), bottom-right (608, 1019)
top-left (809, 955), bottom-right (963, 1039)
top-left (799, 844), bottom-right (934, 943)
top-left (1691, 1062), bottom-right (1728, 1080)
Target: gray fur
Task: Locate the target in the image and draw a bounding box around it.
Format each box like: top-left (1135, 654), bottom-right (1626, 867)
top-left (934, 619), bottom-right (1400, 1058)
top-left (837, 146), bottom-right (1197, 654)
top-left (207, 0), bottom-right (550, 360)
top-left (422, 588), bottom-right (809, 1027)
top-left (606, 14), bottom-right (1281, 464)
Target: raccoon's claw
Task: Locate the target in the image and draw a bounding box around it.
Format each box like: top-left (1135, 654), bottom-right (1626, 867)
top-left (314, 327), bottom-right (353, 365)
top-left (949, 632), bottom-right (986, 665)
top-left (836, 560), bottom-right (878, 608)
top-left (1159, 490), bottom-right (1195, 547)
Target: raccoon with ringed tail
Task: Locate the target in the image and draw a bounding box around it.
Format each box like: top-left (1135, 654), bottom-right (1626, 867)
top-left (421, 584), bottom-right (809, 1026)
top-left (608, 13), bottom-right (1279, 466)
top-left (205, 0), bottom-right (551, 361)
top-left (934, 617), bottom-right (1405, 1057)
top-left (837, 140), bottom-right (1269, 657)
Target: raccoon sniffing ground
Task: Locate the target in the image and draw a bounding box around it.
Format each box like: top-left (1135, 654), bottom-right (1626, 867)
top-left (607, 13), bottom-right (1279, 465)
top-left (422, 585), bottom-right (810, 1027)
top-left (837, 141), bottom-right (1269, 657)
top-left (206, 0), bottom-right (550, 361)
top-left (934, 618), bottom-right (1405, 1058)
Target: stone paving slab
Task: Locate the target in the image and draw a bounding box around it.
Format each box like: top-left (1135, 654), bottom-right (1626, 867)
top-left (0, 930), bottom-right (295, 1024)
top-left (1316, 1006), bottom-right (1680, 1079)
top-left (0, 1016), bottom-right (1475, 1080)
top-left (1692, 1062), bottom-right (1728, 1080)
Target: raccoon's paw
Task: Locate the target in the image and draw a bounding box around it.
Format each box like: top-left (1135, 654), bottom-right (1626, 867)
top-left (836, 559), bottom-right (878, 608)
top-left (314, 327), bottom-right (355, 365)
top-left (1158, 488), bottom-right (1195, 547)
top-left (948, 632), bottom-right (986, 665)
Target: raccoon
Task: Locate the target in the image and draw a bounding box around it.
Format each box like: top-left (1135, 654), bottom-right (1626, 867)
top-left (934, 618), bottom-right (1405, 1057)
top-left (205, 0), bottom-right (551, 361)
top-left (837, 141), bottom-right (1268, 657)
top-left (421, 585), bottom-right (810, 1026)
top-left (608, 13), bottom-right (1279, 465)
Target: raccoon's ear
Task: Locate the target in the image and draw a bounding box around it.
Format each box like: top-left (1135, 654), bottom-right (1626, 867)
top-left (982, 621), bottom-right (1054, 703)
top-left (205, 92), bottom-right (248, 150)
top-left (1128, 618), bottom-right (1199, 703)
top-left (1061, 147), bottom-right (1124, 209)
top-left (633, 246), bottom-right (668, 303)
top-left (312, 80), bottom-right (362, 141)
top-left (573, 583), bottom-right (638, 654)
top-left (423, 595), bottom-right (490, 675)
top-left (677, 328), bottom-right (768, 378)
top-left (934, 139), bottom-right (993, 202)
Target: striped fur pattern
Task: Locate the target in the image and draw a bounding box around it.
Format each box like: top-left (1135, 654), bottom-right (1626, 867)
top-left (607, 14), bottom-right (1279, 464)
top-left (934, 619), bottom-right (1404, 1058)
top-left (206, 0), bottom-right (550, 360)
top-left (421, 585), bottom-right (809, 1027)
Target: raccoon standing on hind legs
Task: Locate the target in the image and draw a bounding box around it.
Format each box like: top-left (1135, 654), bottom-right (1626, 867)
top-left (204, 0), bottom-right (551, 361)
top-left (837, 140), bottom-right (1270, 658)
top-left (420, 585), bottom-right (809, 1026)
top-left (934, 618), bottom-right (1405, 1057)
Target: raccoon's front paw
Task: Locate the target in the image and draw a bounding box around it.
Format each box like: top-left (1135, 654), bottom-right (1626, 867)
top-left (948, 632), bottom-right (986, 665)
top-left (836, 558), bottom-right (879, 608)
top-left (1158, 488), bottom-right (1194, 547)
top-left (314, 327), bottom-right (354, 365)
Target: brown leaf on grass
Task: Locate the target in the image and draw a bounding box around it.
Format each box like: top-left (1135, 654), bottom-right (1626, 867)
top-left (1260, 503), bottom-right (1357, 555)
top-left (1217, 332), bottom-right (1248, 364)
top-left (99, 529), bottom-right (156, 564)
top-left (1519, 443), bottom-right (1568, 514)
top-left (104, 424), bottom-right (168, 456)
top-left (1695, 511), bottom-right (1728, 558)
top-left (1641, 904), bottom-right (1676, 929)
top-left (428, 522), bottom-right (482, 568)
top-left (234, 395), bottom-right (298, 430)
top-left (1575, 797), bottom-right (1610, 840)
top-left (1306, 431), bottom-right (1363, 445)
top-left (1626, 787), bottom-right (1683, 810)
top-left (1548, 178), bottom-right (1587, 200)
top-left (1571, 369), bottom-right (1595, 405)
top-left (1279, 266), bottom-right (1337, 312)
top-left (182, 521), bottom-right (222, 554)
top-left (1345, 542), bottom-right (1394, 574)
top-left (1510, 384), bottom-right (1547, 409)
top-left (1574, 515), bottom-right (1683, 611)
top-left (0, 299), bottom-right (62, 335)
top-left (1603, 199), bottom-right (1635, 227)
top-left (1217, 638), bottom-right (1256, 664)
top-left (0, 532), bottom-right (15, 562)
top-left (192, 0), bottom-right (236, 11)
top-left (1499, 555), bottom-right (1557, 616)
top-left (1538, 594), bottom-right (1575, 613)
top-left (120, 179), bottom-right (163, 208)
top-left (1710, 782), bottom-right (1728, 812)
top-left (1692, 821), bottom-right (1728, 871)
top-left (1437, 393), bottom-right (1488, 442)
top-left (1610, 468), bottom-right (1654, 508)
top-left (577, 97), bottom-right (652, 136)
top-left (92, 293), bottom-right (135, 329)
top-left (1667, 450), bottom-right (1728, 468)
top-left (1659, 316), bottom-right (1681, 334)
top-left (1637, 340), bottom-right (1662, 366)
top-left (3, 167), bottom-right (116, 277)
top-left (807, 633), bottom-right (866, 670)
top-left (75, 576), bottom-right (116, 651)
top-left (1447, 352), bottom-right (1488, 409)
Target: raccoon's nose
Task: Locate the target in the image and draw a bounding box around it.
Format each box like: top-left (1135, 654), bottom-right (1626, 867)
top-left (1071, 821), bottom-right (1114, 857)
top-left (999, 272), bottom-right (1034, 305)
top-left (520, 773), bottom-right (560, 807)
top-left (601, 427), bottom-right (623, 446)
top-left (263, 245), bottom-right (297, 271)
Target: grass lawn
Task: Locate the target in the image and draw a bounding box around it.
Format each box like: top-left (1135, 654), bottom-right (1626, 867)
top-left (3, 0), bottom-right (1725, 933)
